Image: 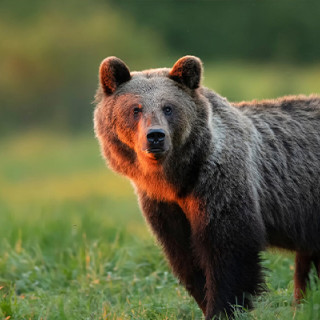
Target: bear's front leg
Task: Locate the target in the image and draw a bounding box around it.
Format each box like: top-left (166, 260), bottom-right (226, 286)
top-left (190, 206), bottom-right (265, 319)
top-left (138, 191), bottom-right (207, 313)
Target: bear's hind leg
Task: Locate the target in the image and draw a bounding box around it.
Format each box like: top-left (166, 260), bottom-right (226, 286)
top-left (312, 255), bottom-right (320, 278)
top-left (312, 254), bottom-right (320, 279)
top-left (294, 252), bottom-right (312, 303)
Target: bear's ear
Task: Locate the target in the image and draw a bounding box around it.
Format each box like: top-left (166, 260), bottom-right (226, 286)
top-left (169, 56), bottom-right (202, 90)
top-left (99, 57), bottom-right (131, 95)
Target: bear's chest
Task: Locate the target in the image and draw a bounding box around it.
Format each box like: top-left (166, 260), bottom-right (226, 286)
top-left (134, 172), bottom-right (207, 225)
top-left (136, 173), bottom-right (178, 203)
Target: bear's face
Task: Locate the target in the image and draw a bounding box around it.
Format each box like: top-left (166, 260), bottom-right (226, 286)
top-left (94, 56), bottom-right (207, 174)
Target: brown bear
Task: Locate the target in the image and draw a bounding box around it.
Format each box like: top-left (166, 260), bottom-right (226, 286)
top-left (94, 55), bottom-right (320, 319)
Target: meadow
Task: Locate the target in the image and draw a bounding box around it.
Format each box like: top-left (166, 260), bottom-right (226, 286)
top-left (1, 63), bottom-right (320, 319)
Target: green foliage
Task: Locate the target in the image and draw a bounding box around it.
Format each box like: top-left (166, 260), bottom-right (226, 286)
top-left (0, 132), bottom-right (320, 319)
top-left (111, 0), bottom-right (320, 64)
top-left (0, 0), bottom-right (168, 133)
top-left (1, 0), bottom-right (319, 133)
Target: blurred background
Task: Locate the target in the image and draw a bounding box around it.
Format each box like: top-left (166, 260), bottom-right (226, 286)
top-left (0, 1), bottom-right (320, 318)
top-left (1, 0), bottom-right (320, 135)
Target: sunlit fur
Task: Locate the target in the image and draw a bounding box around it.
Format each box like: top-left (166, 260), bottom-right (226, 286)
top-left (94, 56), bottom-right (320, 319)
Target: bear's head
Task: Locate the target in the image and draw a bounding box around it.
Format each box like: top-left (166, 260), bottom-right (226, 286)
top-left (94, 56), bottom-right (211, 179)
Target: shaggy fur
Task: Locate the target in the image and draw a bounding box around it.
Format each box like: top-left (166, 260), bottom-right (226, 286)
top-left (94, 56), bottom-right (320, 319)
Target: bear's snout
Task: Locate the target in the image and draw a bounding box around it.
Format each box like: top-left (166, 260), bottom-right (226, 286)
top-left (142, 127), bottom-right (169, 160)
top-left (147, 129), bottom-right (165, 146)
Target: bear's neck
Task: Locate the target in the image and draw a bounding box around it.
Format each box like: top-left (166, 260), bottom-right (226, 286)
top-left (133, 168), bottom-right (209, 227)
top-left (133, 166), bottom-right (179, 203)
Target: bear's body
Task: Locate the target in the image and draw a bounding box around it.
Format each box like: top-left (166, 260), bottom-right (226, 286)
top-left (94, 56), bottom-right (320, 319)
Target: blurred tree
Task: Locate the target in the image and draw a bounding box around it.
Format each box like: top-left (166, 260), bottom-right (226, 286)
top-left (111, 0), bottom-right (320, 63)
top-left (0, 0), bottom-right (168, 133)
top-left (0, 0), bottom-right (319, 133)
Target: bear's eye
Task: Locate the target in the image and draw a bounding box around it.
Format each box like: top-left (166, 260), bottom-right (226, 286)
top-left (133, 106), bottom-right (142, 117)
top-left (163, 105), bottom-right (172, 116)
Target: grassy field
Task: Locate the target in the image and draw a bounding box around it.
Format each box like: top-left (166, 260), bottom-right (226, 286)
top-left (1, 64), bottom-right (320, 319)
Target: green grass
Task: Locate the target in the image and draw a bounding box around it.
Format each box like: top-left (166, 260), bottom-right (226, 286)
top-left (1, 134), bottom-right (319, 320)
top-left (1, 63), bottom-right (320, 319)
top-left (0, 131), bottom-right (202, 319)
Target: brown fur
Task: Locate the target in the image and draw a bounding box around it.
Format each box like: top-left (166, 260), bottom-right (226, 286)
top-left (94, 56), bottom-right (320, 319)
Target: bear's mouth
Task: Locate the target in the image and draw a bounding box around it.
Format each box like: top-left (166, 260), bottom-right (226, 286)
top-left (144, 148), bottom-right (167, 160)
top-left (146, 148), bottom-right (165, 154)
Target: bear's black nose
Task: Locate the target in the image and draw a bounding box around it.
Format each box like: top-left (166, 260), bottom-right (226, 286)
top-left (147, 129), bottom-right (165, 145)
